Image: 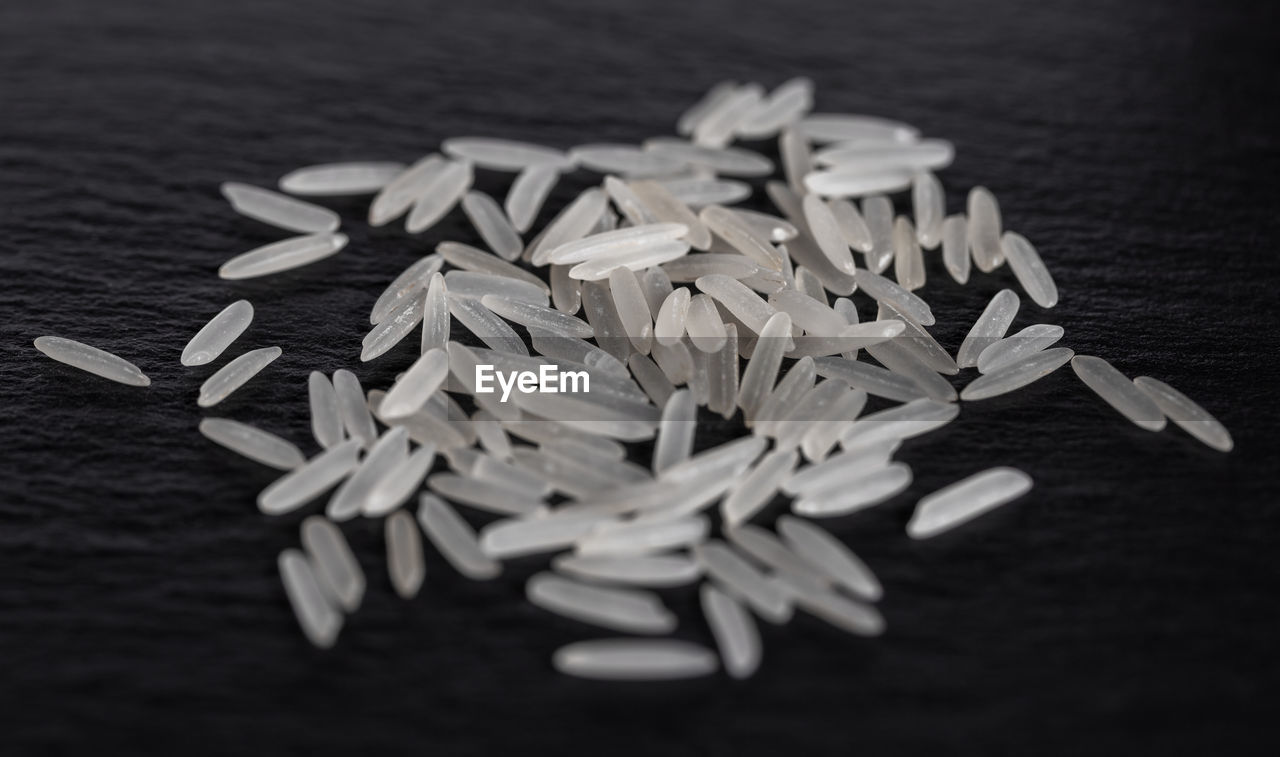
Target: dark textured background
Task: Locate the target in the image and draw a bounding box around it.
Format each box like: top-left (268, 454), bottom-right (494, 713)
top-left (2, 0), bottom-right (1279, 754)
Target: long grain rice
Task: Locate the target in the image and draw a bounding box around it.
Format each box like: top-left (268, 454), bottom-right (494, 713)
top-left (33, 336), bottom-right (151, 387)
top-left (182, 300), bottom-right (254, 366)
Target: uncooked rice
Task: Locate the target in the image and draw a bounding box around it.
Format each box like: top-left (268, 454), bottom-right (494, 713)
top-left (31, 77), bottom-right (1239, 686)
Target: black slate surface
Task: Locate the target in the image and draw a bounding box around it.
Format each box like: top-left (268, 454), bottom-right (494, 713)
top-left (2, 0), bottom-right (1279, 754)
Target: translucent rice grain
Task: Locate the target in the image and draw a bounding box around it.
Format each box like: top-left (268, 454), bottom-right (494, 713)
top-left (462, 190), bottom-right (523, 260)
top-left (361, 295), bottom-right (424, 362)
top-left (386, 510), bottom-right (425, 599)
top-left (652, 388), bottom-right (697, 474)
top-left (978, 324), bottom-right (1065, 373)
top-left (695, 274), bottom-right (779, 334)
top-left (643, 138), bottom-right (775, 177)
top-left (907, 467), bottom-right (1033, 539)
top-left (577, 515), bottom-right (710, 558)
top-left (791, 590), bottom-right (885, 636)
top-left (301, 516), bottom-right (366, 612)
top-left (771, 379), bottom-right (851, 449)
top-left (581, 281), bottom-right (633, 362)
top-left (793, 462), bottom-right (913, 516)
top-left (628, 179), bottom-right (713, 250)
top-left (677, 80), bottom-right (739, 136)
top-left (967, 186), bottom-right (1004, 272)
top-left (572, 143), bottom-right (688, 178)
top-left (701, 584), bottom-right (762, 679)
top-left (784, 320), bottom-right (905, 359)
top-left (813, 355), bottom-right (926, 402)
top-left (443, 271), bottom-right (546, 307)
top-left (725, 525), bottom-right (831, 598)
top-left (529, 188), bottom-right (609, 264)
top-left (380, 348), bottom-right (449, 419)
top-left (910, 172), bottom-right (944, 249)
top-left (694, 541), bottom-right (791, 623)
top-left (415, 273), bottom-right (449, 354)
top-left (685, 294), bottom-right (727, 352)
top-left (553, 554), bottom-right (702, 588)
top-left (876, 303), bottom-right (957, 375)
top-left (220, 182), bottom-right (340, 234)
top-left (218, 232), bottom-right (348, 280)
top-left (707, 323), bottom-right (739, 418)
top-left (429, 473), bottom-right (544, 516)
top-left (639, 268), bottom-right (674, 315)
top-left (700, 205), bottom-right (785, 271)
top-left (447, 295), bottom-right (529, 356)
top-left (779, 127), bottom-right (813, 195)
top-left (956, 289), bottom-right (1020, 368)
top-left (783, 442), bottom-right (897, 497)
top-left (550, 264), bottom-right (582, 314)
top-left (1071, 355), bottom-right (1167, 431)
top-left (736, 312), bottom-right (791, 421)
top-left (628, 354), bottom-right (676, 407)
top-left (892, 216), bottom-right (925, 291)
top-left (307, 372), bottom-right (344, 449)
top-left (472, 454), bottom-right (554, 497)
top-left (279, 161), bottom-right (405, 196)
top-left (721, 448), bottom-right (799, 528)
top-left (197, 346), bottom-right (281, 407)
top-left (258, 439), bottom-right (361, 515)
top-left (661, 255), bottom-right (761, 284)
top-left (417, 494), bottom-right (501, 579)
top-left (852, 269), bottom-right (934, 325)
top-left (566, 241), bottom-right (691, 281)
top-left (326, 427), bottom-right (409, 521)
top-left (441, 137), bottom-right (573, 171)
top-left (181, 300), bottom-right (254, 366)
top-left (753, 357), bottom-right (816, 435)
top-left (798, 386), bottom-right (868, 461)
top-left (802, 193), bottom-right (857, 275)
top-left (553, 639), bottom-right (718, 681)
top-left (777, 515), bottom-right (882, 601)
top-left (662, 177), bottom-right (752, 208)
top-left (370, 254), bottom-right (444, 324)
top-left (278, 549), bottom-right (342, 648)
top-left (941, 214), bottom-right (970, 284)
top-left (960, 347), bottom-right (1075, 401)
top-left (603, 175), bottom-right (656, 226)
top-left (547, 223), bottom-right (688, 266)
top-left (813, 139), bottom-right (953, 173)
top-left (1134, 376), bottom-right (1234, 452)
top-left (770, 290), bottom-right (846, 336)
top-left (405, 159), bottom-right (473, 233)
top-left (480, 295), bottom-right (593, 339)
top-left (797, 114), bottom-right (921, 143)
top-left (527, 572), bottom-right (677, 634)
top-left (838, 398), bottom-right (960, 450)
top-left (505, 165), bottom-right (558, 233)
top-left (804, 169), bottom-right (914, 198)
top-left (861, 195), bottom-right (895, 273)
top-left (368, 154), bottom-right (445, 226)
top-left (363, 444), bottom-right (437, 517)
top-left (737, 76), bottom-right (813, 138)
top-left (1001, 232), bottom-right (1059, 308)
top-left (33, 336), bottom-right (150, 387)
top-left (333, 370), bottom-right (378, 448)
top-left (198, 418), bottom-right (305, 471)
top-left (826, 198), bottom-right (873, 254)
top-left (864, 341), bottom-right (956, 402)
top-left (693, 83), bottom-right (763, 148)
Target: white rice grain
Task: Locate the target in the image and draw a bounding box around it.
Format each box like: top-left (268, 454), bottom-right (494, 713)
top-left (220, 182), bottom-right (340, 234)
top-left (279, 161), bottom-right (405, 196)
top-left (777, 515), bottom-right (882, 601)
top-left (941, 214), bottom-right (970, 284)
top-left (907, 467), bottom-right (1033, 539)
top-left (967, 186), bottom-right (1004, 272)
top-left (278, 549), bottom-right (342, 648)
top-left (721, 448), bottom-right (799, 528)
top-left (505, 165), bottom-right (559, 233)
top-left (405, 159), bottom-right (473, 233)
top-left (379, 348), bottom-right (449, 419)
top-left (442, 137), bottom-right (573, 171)
top-left (793, 462), bottom-right (913, 516)
top-left (553, 554), bottom-right (702, 588)
top-left (1071, 355), bottom-right (1167, 431)
top-left (959, 347), bottom-right (1075, 401)
top-left (1133, 376), bottom-right (1234, 452)
top-left (1001, 231), bottom-right (1059, 308)
top-left (33, 336), bottom-right (150, 387)
top-left (912, 172), bottom-right (944, 248)
top-left (218, 232), bottom-right (348, 280)
top-left (333, 369), bottom-right (378, 448)
top-left (526, 572), bottom-right (676, 634)
top-left (386, 510), bottom-right (425, 599)
top-left (462, 190), bottom-right (523, 260)
top-left (553, 639), bottom-right (718, 681)
top-left (418, 494), bottom-right (501, 579)
top-left (977, 324), bottom-right (1065, 374)
top-left (701, 584), bottom-right (762, 679)
top-left (181, 300), bottom-right (254, 366)
top-left (797, 113), bottom-right (920, 143)
top-left (301, 515), bottom-right (366, 612)
top-left (197, 346), bottom-right (281, 407)
top-left (326, 427), bottom-right (410, 521)
top-left (198, 418), bottom-right (305, 471)
top-left (257, 439), bottom-right (361, 515)
top-left (956, 289), bottom-right (1021, 368)
top-left (370, 254), bottom-right (444, 324)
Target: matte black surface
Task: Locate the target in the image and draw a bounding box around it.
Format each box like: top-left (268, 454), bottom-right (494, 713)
top-left (2, 0), bottom-right (1278, 754)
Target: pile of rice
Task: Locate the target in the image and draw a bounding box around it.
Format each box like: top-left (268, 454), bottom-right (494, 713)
top-left (33, 79), bottom-right (1233, 681)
